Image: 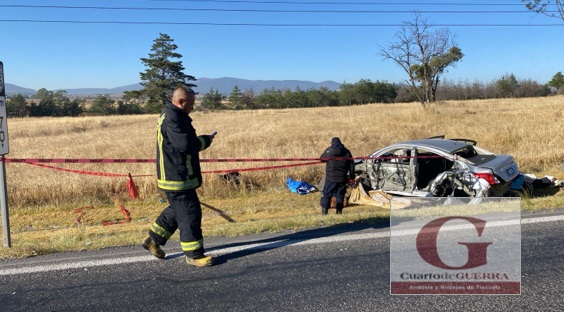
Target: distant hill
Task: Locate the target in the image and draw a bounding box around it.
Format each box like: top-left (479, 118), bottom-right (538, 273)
top-left (5, 77), bottom-right (341, 97)
top-left (5, 83), bottom-right (36, 96)
top-left (194, 77), bottom-right (341, 95)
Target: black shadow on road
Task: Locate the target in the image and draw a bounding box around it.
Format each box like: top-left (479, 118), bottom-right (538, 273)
top-left (207, 217), bottom-right (390, 265)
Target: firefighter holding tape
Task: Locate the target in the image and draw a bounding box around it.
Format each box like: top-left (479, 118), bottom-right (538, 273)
top-left (142, 86), bottom-right (216, 267)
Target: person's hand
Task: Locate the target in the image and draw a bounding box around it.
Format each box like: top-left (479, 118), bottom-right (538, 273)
top-left (209, 131), bottom-right (217, 143)
top-left (203, 134), bottom-right (214, 144)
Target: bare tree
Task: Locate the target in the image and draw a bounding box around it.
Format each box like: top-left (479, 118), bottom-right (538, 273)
top-left (522, 0), bottom-right (564, 21)
top-left (380, 13), bottom-right (463, 109)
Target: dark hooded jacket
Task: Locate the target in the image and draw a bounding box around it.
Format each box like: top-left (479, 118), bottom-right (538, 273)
top-left (320, 137), bottom-right (354, 183)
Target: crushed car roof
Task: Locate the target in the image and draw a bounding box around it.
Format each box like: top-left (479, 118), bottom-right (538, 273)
top-left (391, 139), bottom-right (473, 154)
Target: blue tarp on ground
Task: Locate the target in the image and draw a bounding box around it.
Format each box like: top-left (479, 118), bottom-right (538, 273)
top-left (286, 177), bottom-right (317, 195)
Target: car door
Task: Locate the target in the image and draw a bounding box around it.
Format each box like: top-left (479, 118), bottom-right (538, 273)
top-left (367, 147), bottom-right (417, 193)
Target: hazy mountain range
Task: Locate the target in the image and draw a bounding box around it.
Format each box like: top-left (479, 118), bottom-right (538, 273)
top-left (5, 77), bottom-right (342, 97)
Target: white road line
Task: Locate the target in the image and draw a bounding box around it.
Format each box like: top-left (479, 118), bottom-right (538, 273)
top-left (521, 214), bottom-right (564, 224)
top-left (1, 214), bottom-right (563, 276)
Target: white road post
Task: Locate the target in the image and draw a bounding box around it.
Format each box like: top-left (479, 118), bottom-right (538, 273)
top-left (0, 61), bottom-right (11, 248)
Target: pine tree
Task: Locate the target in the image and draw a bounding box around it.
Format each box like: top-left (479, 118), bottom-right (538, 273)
top-left (202, 88), bottom-right (224, 109)
top-left (7, 94), bottom-right (29, 117)
top-left (228, 85), bottom-right (243, 109)
top-left (139, 33), bottom-right (196, 113)
top-left (548, 71), bottom-right (564, 94)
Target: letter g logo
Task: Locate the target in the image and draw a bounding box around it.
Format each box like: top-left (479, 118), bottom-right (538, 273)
top-left (416, 216), bottom-right (492, 270)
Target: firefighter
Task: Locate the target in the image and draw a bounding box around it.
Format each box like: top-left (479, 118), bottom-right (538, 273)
top-left (142, 86), bottom-right (216, 267)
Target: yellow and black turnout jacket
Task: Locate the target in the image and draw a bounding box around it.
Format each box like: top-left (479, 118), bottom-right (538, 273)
top-left (156, 102), bottom-right (212, 192)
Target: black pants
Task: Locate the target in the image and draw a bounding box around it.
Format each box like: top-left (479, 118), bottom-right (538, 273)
top-left (148, 189), bottom-right (204, 258)
top-left (320, 181), bottom-right (347, 214)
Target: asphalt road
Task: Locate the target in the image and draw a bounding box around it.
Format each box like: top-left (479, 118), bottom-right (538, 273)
top-left (1, 209), bottom-right (563, 312)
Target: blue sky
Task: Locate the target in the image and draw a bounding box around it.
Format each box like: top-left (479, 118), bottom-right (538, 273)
top-left (1, 0), bottom-right (563, 90)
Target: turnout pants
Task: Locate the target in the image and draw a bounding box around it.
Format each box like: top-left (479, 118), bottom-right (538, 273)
top-left (148, 189), bottom-right (205, 258)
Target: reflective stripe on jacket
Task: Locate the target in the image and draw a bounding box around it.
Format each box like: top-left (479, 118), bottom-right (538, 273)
top-left (156, 102), bottom-right (211, 191)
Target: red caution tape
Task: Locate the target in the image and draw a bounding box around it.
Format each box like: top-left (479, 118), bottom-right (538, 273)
top-left (3, 156), bottom-right (445, 178)
top-left (74, 206), bottom-right (94, 225)
top-left (2, 158), bottom-right (154, 163)
top-left (126, 173), bottom-right (139, 199)
top-left (201, 161), bottom-right (323, 174)
top-left (102, 197), bottom-right (131, 226)
top-left (20, 162), bottom-right (153, 178)
top-left (11, 159), bottom-right (325, 176)
top-left (24, 162), bottom-right (129, 177)
top-left (2, 155), bottom-right (444, 164)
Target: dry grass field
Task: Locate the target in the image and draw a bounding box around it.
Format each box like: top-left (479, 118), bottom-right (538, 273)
top-left (1, 96), bottom-right (563, 258)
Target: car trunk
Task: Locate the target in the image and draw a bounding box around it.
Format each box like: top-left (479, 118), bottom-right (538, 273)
top-left (469, 154), bottom-right (519, 183)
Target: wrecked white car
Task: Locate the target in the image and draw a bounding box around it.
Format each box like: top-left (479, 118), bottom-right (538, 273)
top-left (355, 136), bottom-right (519, 197)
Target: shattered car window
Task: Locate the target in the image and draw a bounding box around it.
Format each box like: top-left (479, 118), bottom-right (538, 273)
top-left (453, 146), bottom-right (478, 159)
top-left (453, 146), bottom-right (498, 165)
top-left (415, 148), bottom-right (454, 190)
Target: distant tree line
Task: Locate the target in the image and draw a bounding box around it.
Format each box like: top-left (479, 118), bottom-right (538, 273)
top-left (6, 71), bottom-right (563, 117)
top-left (6, 89), bottom-right (84, 117)
top-left (200, 72), bottom-right (563, 110)
top-left (6, 89), bottom-right (145, 117)
top-left (435, 72), bottom-right (562, 101)
top-left (200, 79), bottom-right (398, 110)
